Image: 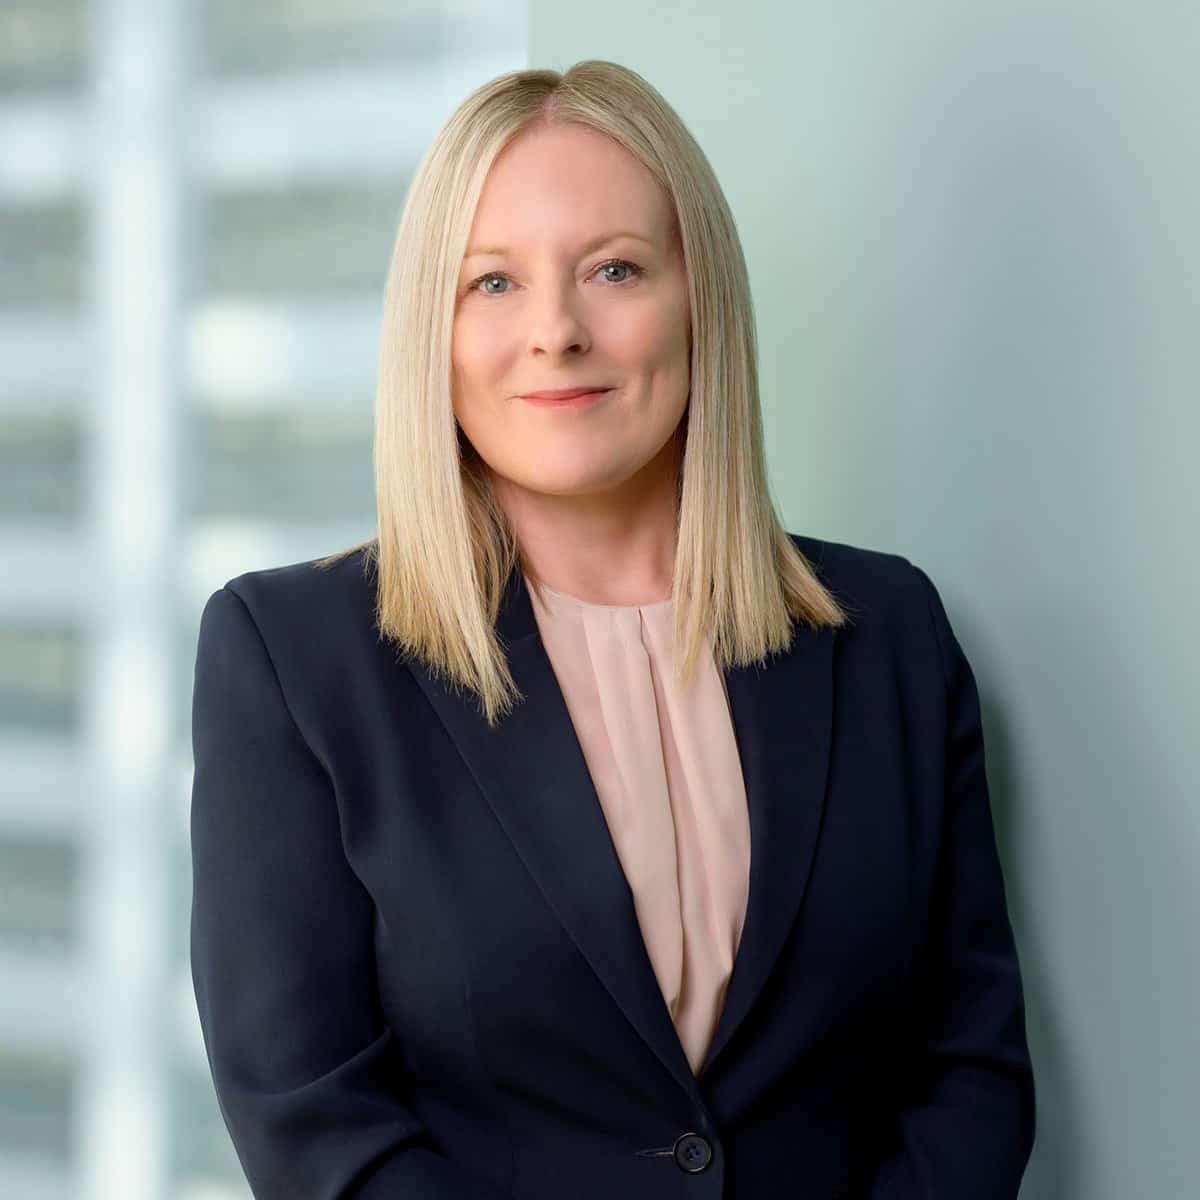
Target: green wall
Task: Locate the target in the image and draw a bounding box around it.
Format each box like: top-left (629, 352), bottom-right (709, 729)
top-left (531, 4), bottom-right (1200, 1197)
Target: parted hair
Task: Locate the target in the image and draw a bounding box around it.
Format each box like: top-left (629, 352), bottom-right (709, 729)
top-left (319, 59), bottom-right (850, 728)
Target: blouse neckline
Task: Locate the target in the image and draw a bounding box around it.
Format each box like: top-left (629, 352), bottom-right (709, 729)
top-left (524, 573), bottom-right (674, 614)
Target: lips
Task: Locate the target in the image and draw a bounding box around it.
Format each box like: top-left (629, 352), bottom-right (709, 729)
top-left (519, 387), bottom-right (611, 400)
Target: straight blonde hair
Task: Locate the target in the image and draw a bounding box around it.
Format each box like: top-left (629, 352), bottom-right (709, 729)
top-left (320, 59), bottom-right (849, 728)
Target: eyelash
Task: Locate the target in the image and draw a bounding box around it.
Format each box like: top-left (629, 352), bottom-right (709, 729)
top-left (465, 258), bottom-right (644, 297)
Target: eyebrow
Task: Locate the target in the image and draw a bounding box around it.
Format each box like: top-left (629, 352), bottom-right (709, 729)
top-left (463, 231), bottom-right (657, 262)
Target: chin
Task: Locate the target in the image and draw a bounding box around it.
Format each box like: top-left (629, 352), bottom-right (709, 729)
top-left (514, 466), bottom-right (632, 498)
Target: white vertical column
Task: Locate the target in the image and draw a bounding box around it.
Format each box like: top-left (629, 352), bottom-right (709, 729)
top-left (78, 0), bottom-right (184, 1197)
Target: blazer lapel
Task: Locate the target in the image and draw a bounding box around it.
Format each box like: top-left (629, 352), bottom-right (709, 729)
top-left (697, 609), bottom-right (835, 1079)
top-left (404, 564), bottom-right (835, 1097)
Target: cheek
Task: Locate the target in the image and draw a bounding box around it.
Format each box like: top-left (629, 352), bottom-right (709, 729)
top-left (608, 305), bottom-right (689, 368)
top-left (640, 287), bottom-right (690, 356)
top-left (452, 314), bottom-right (509, 374)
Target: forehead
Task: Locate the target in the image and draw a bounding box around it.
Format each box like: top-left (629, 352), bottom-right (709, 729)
top-left (467, 124), bottom-right (673, 247)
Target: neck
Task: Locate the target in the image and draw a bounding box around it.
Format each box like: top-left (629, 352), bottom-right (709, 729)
top-left (493, 432), bottom-right (683, 607)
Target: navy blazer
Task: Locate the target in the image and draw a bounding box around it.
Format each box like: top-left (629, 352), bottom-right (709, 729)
top-left (189, 532), bottom-right (1035, 1199)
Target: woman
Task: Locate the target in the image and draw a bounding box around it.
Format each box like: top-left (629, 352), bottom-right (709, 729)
top-left (190, 60), bottom-right (1035, 1199)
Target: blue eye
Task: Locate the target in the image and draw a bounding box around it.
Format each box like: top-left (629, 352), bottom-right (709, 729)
top-left (468, 258), bottom-right (644, 297)
top-left (474, 273), bottom-right (508, 296)
top-left (596, 260), bottom-right (640, 284)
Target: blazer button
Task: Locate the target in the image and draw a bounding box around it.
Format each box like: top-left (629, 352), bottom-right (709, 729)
top-left (672, 1132), bottom-right (713, 1173)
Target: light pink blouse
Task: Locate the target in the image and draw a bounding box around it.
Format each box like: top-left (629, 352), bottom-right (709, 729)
top-left (524, 573), bottom-right (751, 1076)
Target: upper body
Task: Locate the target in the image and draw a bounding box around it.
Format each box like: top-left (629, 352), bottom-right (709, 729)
top-left (189, 531), bottom-right (1036, 1200)
top-left (192, 58), bottom-right (1035, 1200)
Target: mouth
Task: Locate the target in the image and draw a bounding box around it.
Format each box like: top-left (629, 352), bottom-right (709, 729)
top-left (520, 388), bottom-right (613, 409)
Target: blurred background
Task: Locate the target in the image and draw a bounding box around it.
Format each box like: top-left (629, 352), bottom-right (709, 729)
top-left (2, 1), bottom-right (1197, 1198)
top-left (0, 1), bottom-right (525, 1196)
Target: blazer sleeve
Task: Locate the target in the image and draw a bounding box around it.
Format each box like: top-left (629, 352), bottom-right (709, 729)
top-left (868, 565), bottom-right (1037, 1199)
top-left (189, 585), bottom-right (513, 1199)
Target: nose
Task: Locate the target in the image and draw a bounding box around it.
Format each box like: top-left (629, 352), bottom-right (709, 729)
top-left (526, 279), bottom-right (592, 358)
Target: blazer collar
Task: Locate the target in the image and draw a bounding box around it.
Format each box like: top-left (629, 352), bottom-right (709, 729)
top-left (406, 563), bottom-right (835, 1100)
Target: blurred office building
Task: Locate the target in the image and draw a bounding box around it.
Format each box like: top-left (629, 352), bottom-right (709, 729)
top-left (0, 1), bottom-right (525, 1196)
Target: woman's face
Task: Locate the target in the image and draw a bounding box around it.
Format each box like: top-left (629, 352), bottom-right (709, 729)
top-left (451, 122), bottom-right (691, 508)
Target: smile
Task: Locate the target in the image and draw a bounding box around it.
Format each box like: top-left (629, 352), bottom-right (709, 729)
top-left (520, 388), bottom-right (613, 409)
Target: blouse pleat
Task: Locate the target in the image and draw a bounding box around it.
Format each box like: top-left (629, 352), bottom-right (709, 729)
top-left (525, 574), bottom-right (751, 1075)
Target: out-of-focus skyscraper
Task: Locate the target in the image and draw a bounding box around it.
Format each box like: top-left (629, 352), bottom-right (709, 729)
top-left (0, 3), bottom-right (525, 1196)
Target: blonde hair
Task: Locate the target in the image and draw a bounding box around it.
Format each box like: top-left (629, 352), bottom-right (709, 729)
top-left (319, 59), bottom-right (849, 728)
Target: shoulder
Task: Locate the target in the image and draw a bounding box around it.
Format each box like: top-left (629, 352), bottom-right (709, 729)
top-left (222, 541), bottom-right (374, 607)
top-left (787, 529), bottom-right (931, 614)
top-left (213, 542), bottom-right (376, 631)
top-left (198, 542), bottom-right (379, 687)
top-left (200, 532), bottom-right (949, 680)
top-left (193, 543), bottom-right (383, 758)
top-left (786, 530), bottom-right (949, 682)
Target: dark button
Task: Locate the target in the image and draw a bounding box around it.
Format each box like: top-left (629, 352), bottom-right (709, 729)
top-left (672, 1132), bottom-right (712, 1173)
